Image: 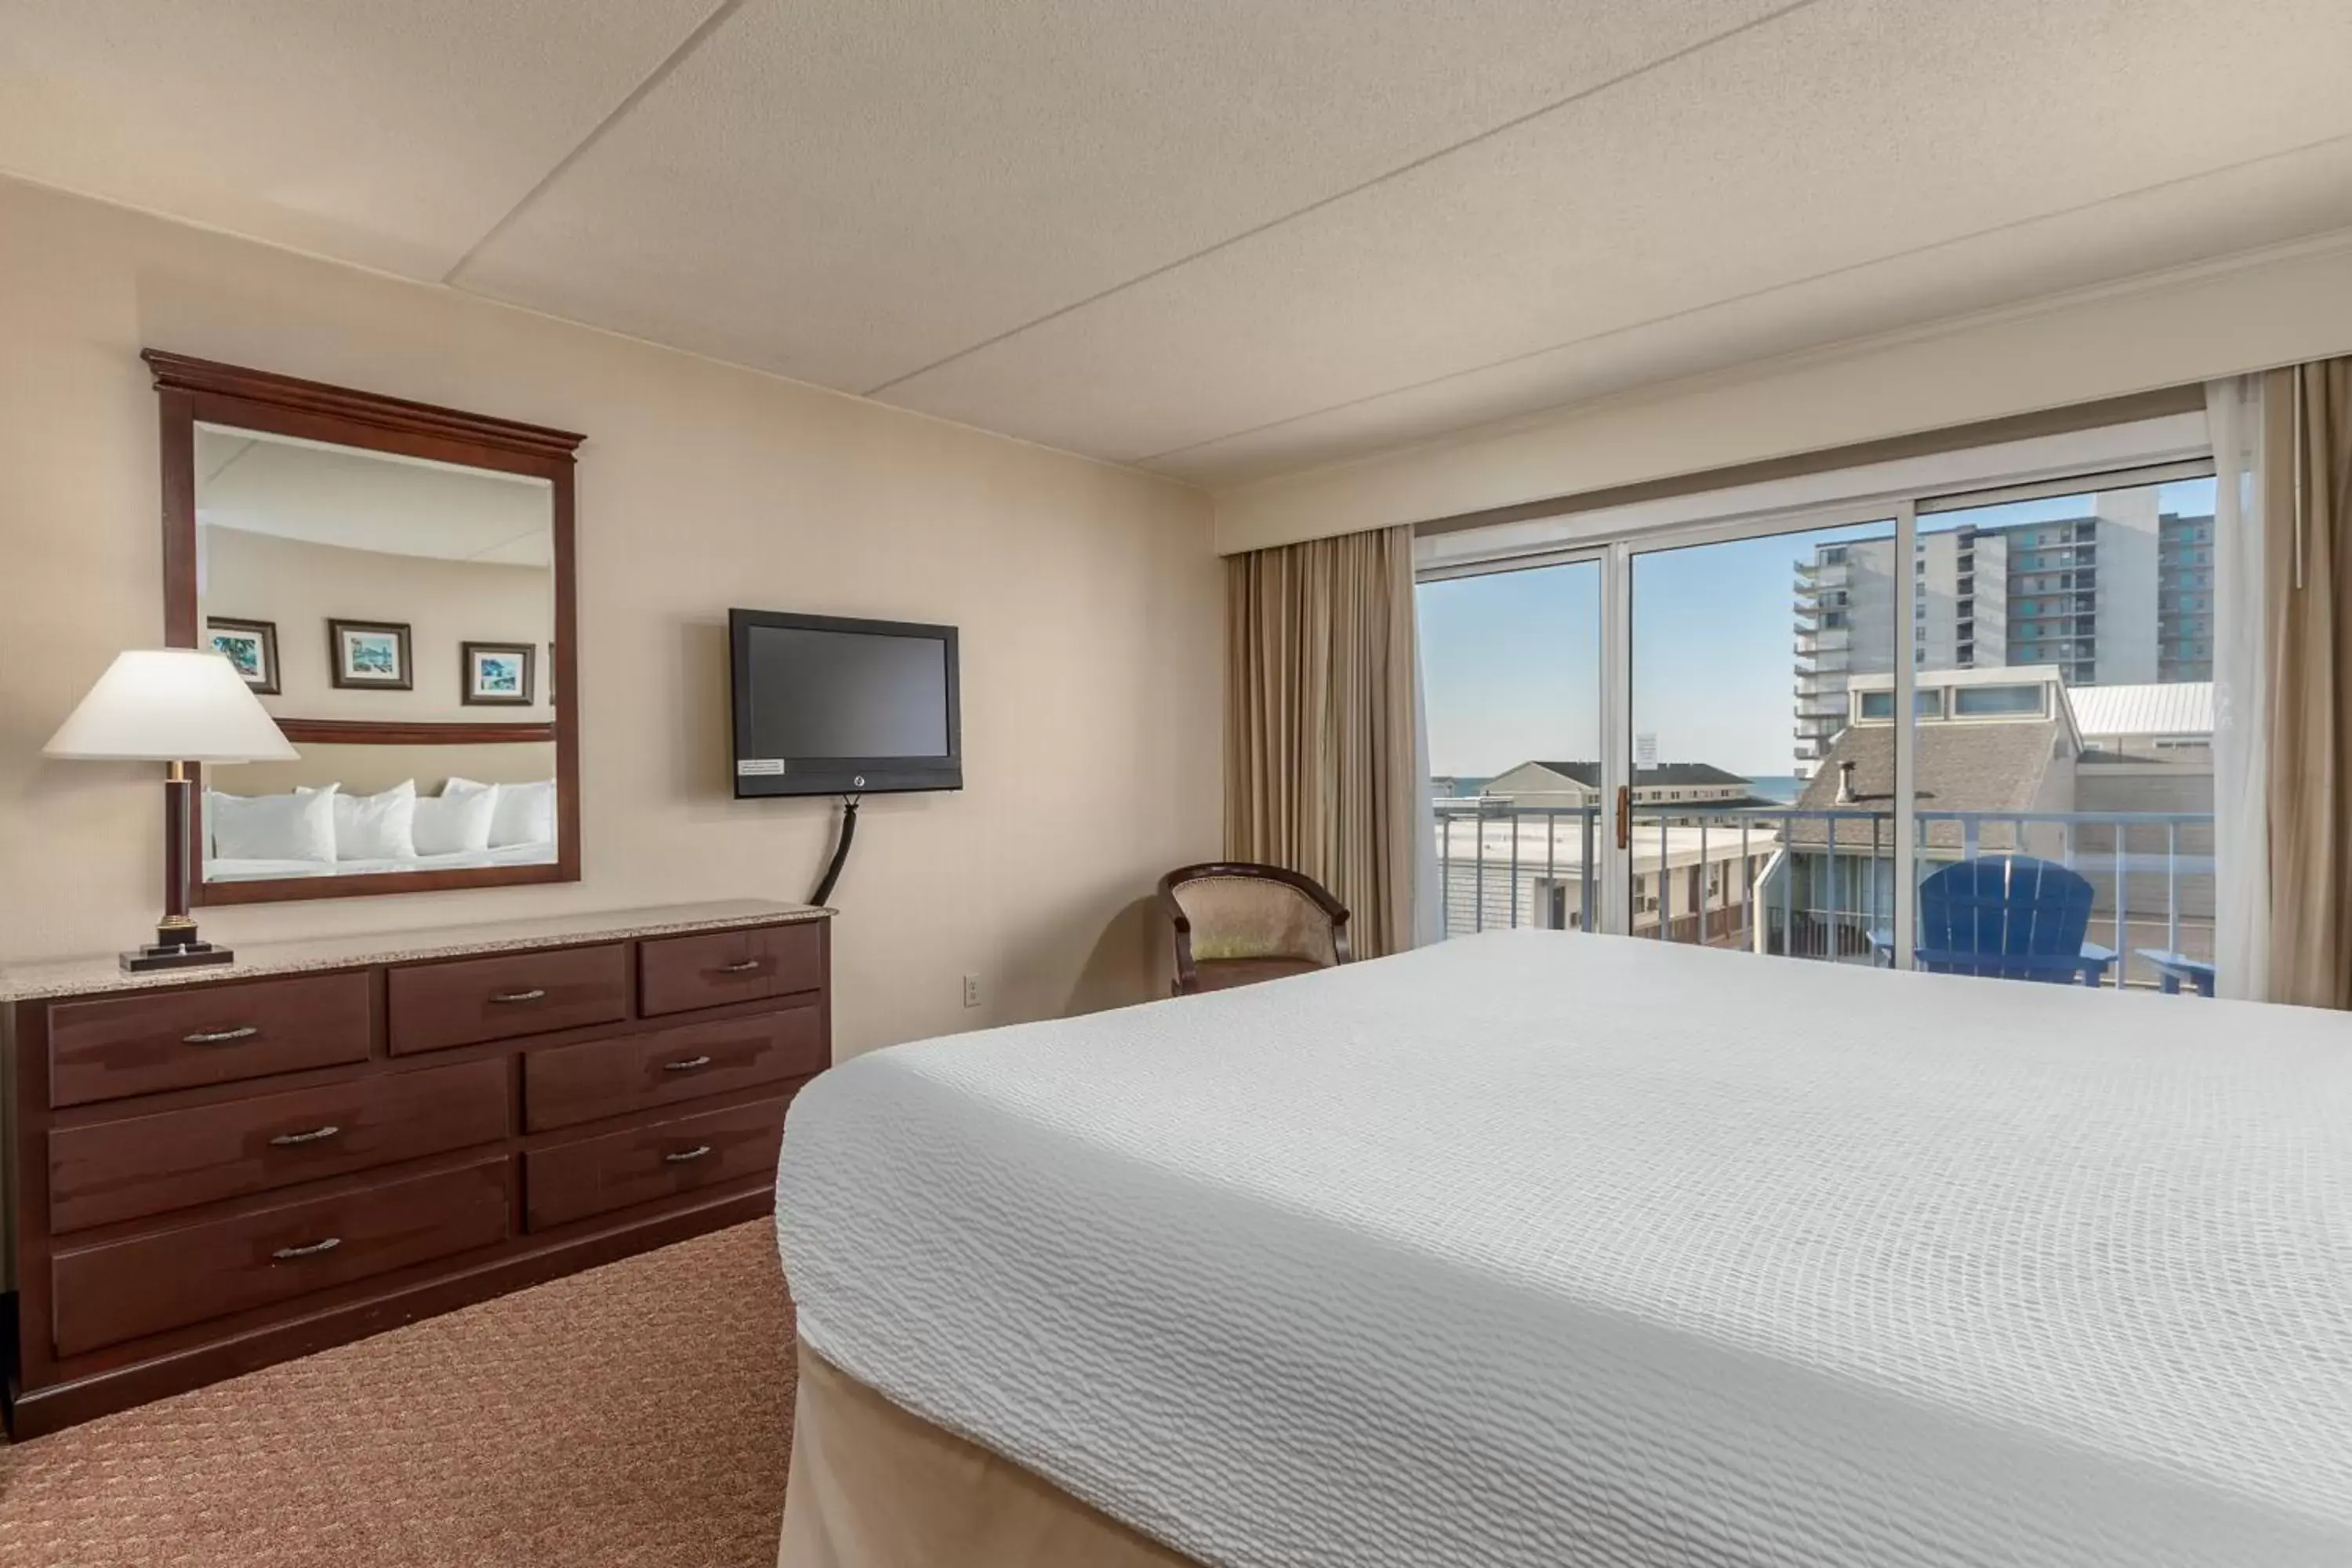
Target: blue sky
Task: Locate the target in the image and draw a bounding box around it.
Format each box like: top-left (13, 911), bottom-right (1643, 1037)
top-left (1419, 479), bottom-right (2216, 779)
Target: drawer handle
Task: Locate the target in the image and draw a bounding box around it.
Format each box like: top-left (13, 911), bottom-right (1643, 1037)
top-left (490, 988), bottom-right (548, 1004)
top-left (273, 1236), bottom-right (342, 1261)
top-left (664, 1144), bottom-right (713, 1163)
top-left (268, 1123), bottom-right (342, 1147)
top-left (662, 1054), bottom-right (713, 1073)
top-left (183, 1025), bottom-right (259, 1044)
top-left (717, 959), bottom-right (763, 975)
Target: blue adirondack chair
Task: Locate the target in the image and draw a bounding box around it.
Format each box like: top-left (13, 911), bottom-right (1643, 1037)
top-left (1913, 855), bottom-right (2113, 985)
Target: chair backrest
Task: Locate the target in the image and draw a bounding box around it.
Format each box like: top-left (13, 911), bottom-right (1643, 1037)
top-left (1916, 855), bottom-right (2093, 982)
top-left (1166, 868), bottom-right (1339, 965)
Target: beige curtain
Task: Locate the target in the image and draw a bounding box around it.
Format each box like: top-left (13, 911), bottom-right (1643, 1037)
top-left (1225, 525), bottom-right (1417, 958)
top-left (2267, 356), bottom-right (2352, 1007)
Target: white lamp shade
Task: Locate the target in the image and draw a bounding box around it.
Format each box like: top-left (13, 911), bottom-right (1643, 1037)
top-left (45, 649), bottom-right (299, 763)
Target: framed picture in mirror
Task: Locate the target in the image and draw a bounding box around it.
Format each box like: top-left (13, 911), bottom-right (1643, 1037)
top-left (205, 615), bottom-right (280, 694)
top-left (463, 641), bottom-right (535, 706)
top-left (148, 350), bottom-right (583, 906)
top-left (329, 619), bottom-right (414, 690)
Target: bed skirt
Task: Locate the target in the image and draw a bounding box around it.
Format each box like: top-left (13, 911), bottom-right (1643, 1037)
top-left (778, 1341), bottom-right (1203, 1568)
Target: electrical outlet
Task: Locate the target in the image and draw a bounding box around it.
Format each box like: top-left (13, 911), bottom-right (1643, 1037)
top-left (962, 973), bottom-right (981, 1009)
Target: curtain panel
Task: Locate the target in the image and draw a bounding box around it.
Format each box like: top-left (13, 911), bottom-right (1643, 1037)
top-left (1225, 526), bottom-right (1418, 958)
top-left (2208, 376), bottom-right (2270, 1001)
top-left (2267, 357), bottom-right (2352, 1008)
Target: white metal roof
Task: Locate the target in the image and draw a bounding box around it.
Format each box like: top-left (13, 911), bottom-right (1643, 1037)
top-left (2067, 682), bottom-right (2215, 739)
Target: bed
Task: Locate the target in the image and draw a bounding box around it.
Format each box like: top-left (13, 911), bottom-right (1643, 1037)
top-left (773, 929), bottom-right (2352, 1568)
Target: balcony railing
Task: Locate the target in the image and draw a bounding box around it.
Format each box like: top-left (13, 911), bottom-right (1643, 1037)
top-left (1433, 802), bottom-right (2216, 993)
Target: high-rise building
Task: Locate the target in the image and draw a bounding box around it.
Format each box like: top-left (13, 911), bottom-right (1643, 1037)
top-left (2156, 510), bottom-right (2219, 683)
top-left (1791, 494), bottom-right (2214, 778)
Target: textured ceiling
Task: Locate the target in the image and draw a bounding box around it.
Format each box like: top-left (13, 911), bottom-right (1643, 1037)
top-left (0, 0), bottom-right (714, 278)
top-left (7, 0), bottom-right (2351, 490)
top-left (197, 427), bottom-right (553, 566)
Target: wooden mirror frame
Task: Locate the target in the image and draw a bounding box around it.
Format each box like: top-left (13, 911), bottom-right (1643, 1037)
top-left (147, 350), bottom-right (584, 906)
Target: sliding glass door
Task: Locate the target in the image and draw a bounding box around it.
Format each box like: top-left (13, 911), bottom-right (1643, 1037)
top-left (1415, 445), bottom-right (2228, 996)
top-left (1419, 555), bottom-right (1603, 938)
top-left (1907, 473), bottom-right (2223, 992)
top-left (1626, 514), bottom-right (1896, 962)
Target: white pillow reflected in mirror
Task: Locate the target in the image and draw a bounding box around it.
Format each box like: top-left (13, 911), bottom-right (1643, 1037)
top-left (485, 779), bottom-right (555, 848)
top-left (412, 777), bottom-right (497, 856)
top-left (300, 780), bottom-right (416, 860)
top-left (208, 785), bottom-right (338, 863)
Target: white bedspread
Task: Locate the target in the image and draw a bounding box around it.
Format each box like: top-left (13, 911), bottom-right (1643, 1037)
top-left (204, 840), bottom-right (557, 881)
top-left (775, 931), bottom-right (2352, 1568)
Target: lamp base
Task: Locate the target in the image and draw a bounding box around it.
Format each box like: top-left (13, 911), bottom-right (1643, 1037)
top-left (121, 940), bottom-right (234, 973)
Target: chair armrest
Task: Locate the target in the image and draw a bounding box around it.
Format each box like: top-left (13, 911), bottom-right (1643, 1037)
top-left (1244, 862), bottom-right (1352, 927)
top-left (1155, 872), bottom-right (1200, 994)
top-left (2135, 948), bottom-right (2217, 996)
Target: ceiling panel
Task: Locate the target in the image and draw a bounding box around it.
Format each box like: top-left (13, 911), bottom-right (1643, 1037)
top-left (196, 427), bottom-right (554, 564)
top-left (7, 0), bottom-right (2350, 492)
top-left (879, 0), bottom-right (2352, 466)
top-left (452, 0), bottom-right (1789, 392)
top-left (0, 0), bottom-right (716, 278)
top-left (1148, 137), bottom-right (2352, 488)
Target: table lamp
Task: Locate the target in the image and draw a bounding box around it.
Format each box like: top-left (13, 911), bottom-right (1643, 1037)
top-left (45, 648), bottom-right (299, 971)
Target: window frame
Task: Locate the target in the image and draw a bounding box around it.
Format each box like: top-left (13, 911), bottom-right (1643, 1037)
top-left (1416, 419), bottom-right (2216, 964)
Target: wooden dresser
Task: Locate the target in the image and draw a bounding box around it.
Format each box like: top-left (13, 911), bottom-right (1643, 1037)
top-left (2, 899), bottom-right (829, 1437)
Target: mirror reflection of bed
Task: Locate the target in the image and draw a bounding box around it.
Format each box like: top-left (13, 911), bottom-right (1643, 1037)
top-left (191, 420), bottom-right (562, 890)
top-left (204, 742), bottom-right (559, 882)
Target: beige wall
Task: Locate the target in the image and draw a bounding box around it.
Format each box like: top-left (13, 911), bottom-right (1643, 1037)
top-left (1215, 232), bottom-right (2352, 553)
top-left (0, 176), bottom-right (1221, 1059)
top-left (202, 526), bottom-right (556, 722)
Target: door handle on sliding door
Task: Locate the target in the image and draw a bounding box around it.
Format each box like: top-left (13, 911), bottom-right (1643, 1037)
top-left (1614, 785), bottom-right (1631, 851)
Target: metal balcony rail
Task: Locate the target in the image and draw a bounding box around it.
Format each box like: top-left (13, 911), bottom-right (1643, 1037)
top-left (1433, 801), bottom-right (2216, 992)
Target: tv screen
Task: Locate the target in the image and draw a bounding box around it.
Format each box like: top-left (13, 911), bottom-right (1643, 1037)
top-left (729, 610), bottom-right (961, 797)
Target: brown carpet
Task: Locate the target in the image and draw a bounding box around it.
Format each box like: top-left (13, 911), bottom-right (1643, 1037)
top-left (0, 1220), bottom-right (795, 1568)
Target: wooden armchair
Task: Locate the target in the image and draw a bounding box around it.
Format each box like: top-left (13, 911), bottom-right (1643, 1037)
top-left (1158, 862), bottom-right (1352, 996)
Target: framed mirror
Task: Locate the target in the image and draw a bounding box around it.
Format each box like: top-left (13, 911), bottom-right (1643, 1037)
top-left (148, 351), bottom-right (583, 904)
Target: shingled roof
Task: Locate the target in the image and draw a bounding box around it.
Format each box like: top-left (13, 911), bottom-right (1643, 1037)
top-left (1786, 721), bottom-right (2067, 850)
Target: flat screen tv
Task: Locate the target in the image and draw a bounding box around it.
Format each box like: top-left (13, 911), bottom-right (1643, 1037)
top-left (728, 609), bottom-right (962, 797)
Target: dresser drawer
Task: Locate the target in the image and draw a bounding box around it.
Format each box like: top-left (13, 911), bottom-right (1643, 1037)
top-left (388, 943), bottom-right (627, 1056)
top-left (524, 1004), bottom-right (825, 1132)
top-left (49, 1058), bottom-right (510, 1234)
top-left (50, 1158), bottom-right (512, 1358)
top-left (48, 973), bottom-right (373, 1109)
top-left (524, 1096), bottom-right (790, 1231)
top-left (638, 923), bottom-right (822, 1017)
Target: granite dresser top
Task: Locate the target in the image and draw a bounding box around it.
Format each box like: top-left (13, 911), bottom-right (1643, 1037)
top-left (0, 898), bottom-right (831, 1002)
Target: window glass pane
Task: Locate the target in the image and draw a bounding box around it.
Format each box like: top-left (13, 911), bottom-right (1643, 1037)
top-left (1857, 688), bottom-right (1940, 720)
top-left (1634, 515), bottom-right (1893, 963)
top-left (1952, 684), bottom-right (2044, 717)
top-left (1418, 560), bottom-right (1602, 937)
top-left (1911, 475), bottom-right (2220, 994)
